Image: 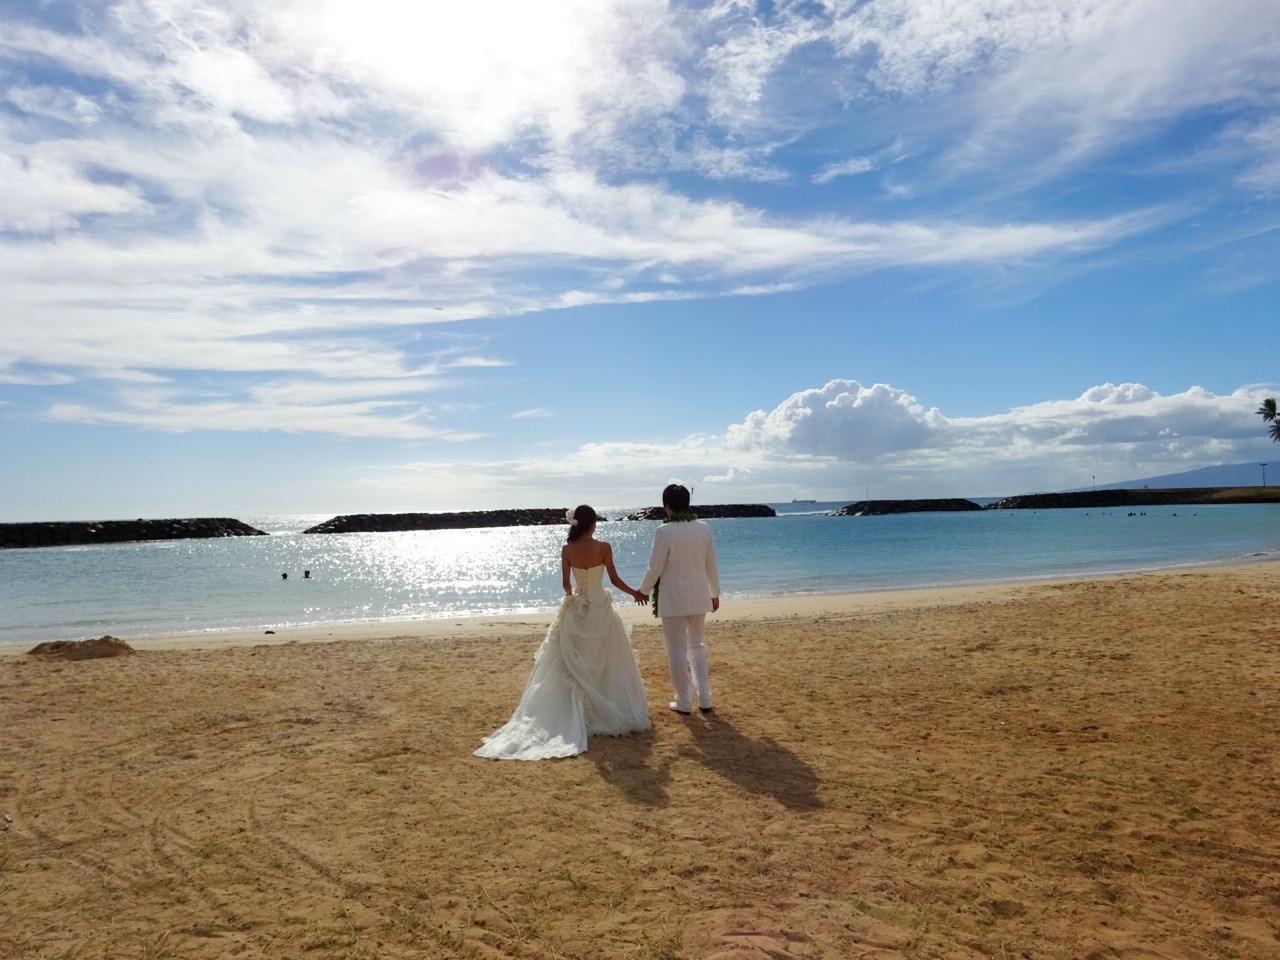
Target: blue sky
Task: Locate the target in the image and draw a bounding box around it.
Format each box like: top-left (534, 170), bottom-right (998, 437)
top-left (2, 0), bottom-right (1279, 520)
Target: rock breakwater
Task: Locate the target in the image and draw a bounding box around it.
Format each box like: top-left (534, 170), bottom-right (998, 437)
top-left (622, 504), bottom-right (776, 521)
top-left (833, 499), bottom-right (984, 516)
top-left (988, 487), bottom-right (1280, 509)
top-left (303, 508), bottom-right (576, 534)
top-left (0, 518), bottom-right (267, 549)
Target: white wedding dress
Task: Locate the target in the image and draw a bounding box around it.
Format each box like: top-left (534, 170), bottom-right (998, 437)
top-left (475, 565), bottom-right (651, 760)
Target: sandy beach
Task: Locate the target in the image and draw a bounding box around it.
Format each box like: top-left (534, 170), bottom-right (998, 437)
top-left (2, 563), bottom-right (1278, 959)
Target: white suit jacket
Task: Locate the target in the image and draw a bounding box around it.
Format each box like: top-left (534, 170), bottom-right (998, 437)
top-left (638, 519), bottom-right (720, 618)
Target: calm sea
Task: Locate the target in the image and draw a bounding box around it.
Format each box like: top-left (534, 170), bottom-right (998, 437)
top-left (2, 502), bottom-right (1277, 647)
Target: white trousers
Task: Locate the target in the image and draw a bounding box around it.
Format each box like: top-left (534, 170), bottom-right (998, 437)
top-left (661, 613), bottom-right (711, 710)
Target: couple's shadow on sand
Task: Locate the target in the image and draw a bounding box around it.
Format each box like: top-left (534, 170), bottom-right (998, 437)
top-left (588, 714), bottom-right (822, 812)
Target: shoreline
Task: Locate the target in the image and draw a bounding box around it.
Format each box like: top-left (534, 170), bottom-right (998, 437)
top-left (7, 557), bottom-right (1277, 656)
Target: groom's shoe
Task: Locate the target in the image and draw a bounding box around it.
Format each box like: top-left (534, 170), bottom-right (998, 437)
top-left (699, 706), bottom-right (715, 715)
top-left (668, 701), bottom-right (692, 716)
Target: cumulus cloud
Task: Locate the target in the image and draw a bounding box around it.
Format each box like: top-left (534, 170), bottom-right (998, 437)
top-left (726, 380), bottom-right (942, 458)
top-left (722, 379), bottom-right (1274, 489)
top-left (358, 380), bottom-right (1280, 509)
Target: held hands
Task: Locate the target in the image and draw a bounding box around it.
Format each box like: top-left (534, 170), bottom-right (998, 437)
top-left (622, 591), bottom-right (708, 608)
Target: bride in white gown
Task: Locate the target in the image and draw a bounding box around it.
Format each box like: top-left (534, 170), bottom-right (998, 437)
top-left (475, 505), bottom-right (651, 760)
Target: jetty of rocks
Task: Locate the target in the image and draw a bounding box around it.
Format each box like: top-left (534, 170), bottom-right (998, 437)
top-left (303, 508), bottom-right (577, 534)
top-left (829, 487), bottom-right (1280, 516)
top-left (987, 487), bottom-right (1280, 509)
top-left (622, 504), bottom-right (776, 521)
top-left (833, 499), bottom-right (984, 516)
top-left (0, 518), bottom-right (267, 549)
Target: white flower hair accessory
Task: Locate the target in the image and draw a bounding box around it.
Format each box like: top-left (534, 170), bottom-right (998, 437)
top-left (566, 509), bottom-right (578, 526)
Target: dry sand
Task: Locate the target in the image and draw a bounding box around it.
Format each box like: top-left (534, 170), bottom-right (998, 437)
top-left (1, 564), bottom-right (1278, 959)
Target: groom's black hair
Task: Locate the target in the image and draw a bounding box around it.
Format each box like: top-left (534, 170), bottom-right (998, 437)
top-left (662, 483), bottom-right (691, 512)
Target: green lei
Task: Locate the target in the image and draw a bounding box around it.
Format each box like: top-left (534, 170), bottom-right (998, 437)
top-left (651, 510), bottom-right (697, 617)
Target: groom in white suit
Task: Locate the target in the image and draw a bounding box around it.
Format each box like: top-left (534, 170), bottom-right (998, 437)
top-left (637, 484), bottom-right (720, 715)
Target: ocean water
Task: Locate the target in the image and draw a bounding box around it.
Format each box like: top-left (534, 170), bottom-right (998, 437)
top-left (2, 502), bottom-right (1277, 647)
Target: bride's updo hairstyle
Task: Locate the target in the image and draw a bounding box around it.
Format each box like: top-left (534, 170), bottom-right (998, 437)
top-left (566, 504), bottom-right (599, 543)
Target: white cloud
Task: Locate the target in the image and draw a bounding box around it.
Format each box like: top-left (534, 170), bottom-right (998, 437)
top-left (950, 0), bottom-right (1280, 173)
top-left (5, 84), bottom-right (103, 126)
top-left (313, 0), bottom-right (686, 152)
top-left (46, 389), bottom-right (478, 441)
top-left (450, 357), bottom-right (512, 369)
top-left (700, 4), bottom-right (820, 128)
top-left (813, 157), bottom-right (875, 184)
top-left (825, 0), bottom-right (1102, 96)
top-left (701, 466), bottom-right (753, 484)
top-left (2, 0), bottom-right (1278, 466)
top-left (1237, 116), bottom-right (1280, 192)
top-left (248, 377), bottom-right (447, 406)
top-left (757, 380), bottom-right (1272, 485)
top-left (0, 143), bottom-right (1140, 395)
top-left (0, 367), bottom-right (75, 386)
top-left (358, 381), bottom-right (1280, 508)
top-left (726, 379), bottom-right (942, 458)
top-left (0, 151), bottom-right (150, 232)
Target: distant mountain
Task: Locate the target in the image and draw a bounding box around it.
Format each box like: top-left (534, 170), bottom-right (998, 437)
top-left (1076, 462), bottom-right (1273, 491)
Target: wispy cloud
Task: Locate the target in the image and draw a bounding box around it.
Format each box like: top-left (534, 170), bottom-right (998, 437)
top-left (813, 157), bottom-right (875, 185)
top-left (46, 387), bottom-right (480, 441)
top-left (2, 0), bottom-right (1277, 477)
top-left (1236, 117), bottom-right (1280, 192)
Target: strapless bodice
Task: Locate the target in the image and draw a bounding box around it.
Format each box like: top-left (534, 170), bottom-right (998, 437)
top-left (571, 564), bottom-right (607, 594)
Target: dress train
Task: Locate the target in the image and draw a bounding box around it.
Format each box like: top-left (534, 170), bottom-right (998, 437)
top-left (475, 565), bottom-right (650, 760)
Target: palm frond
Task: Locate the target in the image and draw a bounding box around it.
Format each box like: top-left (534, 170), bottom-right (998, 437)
top-left (1258, 397), bottom-right (1278, 422)
top-left (1271, 419), bottom-right (1280, 443)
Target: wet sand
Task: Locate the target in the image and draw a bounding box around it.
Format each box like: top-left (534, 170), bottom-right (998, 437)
top-left (1, 564), bottom-right (1278, 958)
